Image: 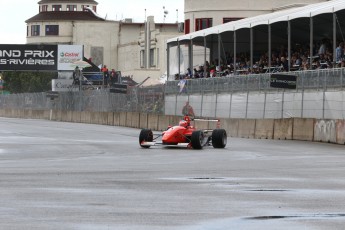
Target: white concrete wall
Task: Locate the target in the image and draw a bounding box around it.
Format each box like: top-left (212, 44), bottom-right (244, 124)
top-left (73, 21), bottom-right (119, 69)
top-left (26, 21), bottom-right (74, 44)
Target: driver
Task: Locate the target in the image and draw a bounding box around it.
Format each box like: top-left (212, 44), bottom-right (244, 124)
top-left (179, 116), bottom-right (191, 127)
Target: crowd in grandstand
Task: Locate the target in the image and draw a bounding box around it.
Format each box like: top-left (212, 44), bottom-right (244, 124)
top-left (179, 39), bottom-right (344, 79)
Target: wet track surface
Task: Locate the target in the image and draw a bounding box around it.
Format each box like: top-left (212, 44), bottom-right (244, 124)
top-left (0, 117), bottom-right (345, 230)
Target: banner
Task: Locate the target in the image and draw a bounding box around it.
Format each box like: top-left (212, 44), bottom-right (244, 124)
top-left (52, 79), bottom-right (78, 92)
top-left (57, 45), bottom-right (83, 71)
top-left (270, 74), bottom-right (297, 89)
top-left (0, 44), bottom-right (83, 71)
top-left (0, 44), bottom-right (57, 71)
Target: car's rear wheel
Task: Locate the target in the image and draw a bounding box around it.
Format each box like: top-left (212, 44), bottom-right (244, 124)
top-left (191, 130), bottom-right (204, 149)
top-left (212, 129), bottom-right (227, 148)
top-left (139, 129), bottom-right (153, 148)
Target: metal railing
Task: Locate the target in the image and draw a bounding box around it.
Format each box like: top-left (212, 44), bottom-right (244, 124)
top-left (165, 68), bottom-right (345, 95)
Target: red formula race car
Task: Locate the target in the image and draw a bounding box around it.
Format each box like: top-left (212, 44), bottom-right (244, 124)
top-left (139, 116), bottom-right (227, 149)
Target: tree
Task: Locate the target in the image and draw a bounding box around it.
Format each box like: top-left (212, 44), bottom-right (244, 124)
top-left (2, 71), bottom-right (57, 94)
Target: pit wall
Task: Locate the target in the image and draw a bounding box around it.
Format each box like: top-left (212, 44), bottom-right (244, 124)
top-left (0, 109), bottom-right (344, 145)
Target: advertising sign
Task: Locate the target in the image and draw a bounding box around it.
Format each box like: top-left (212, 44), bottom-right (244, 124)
top-left (0, 44), bottom-right (83, 71)
top-left (57, 45), bottom-right (83, 71)
top-left (52, 79), bottom-right (78, 92)
top-left (0, 44), bottom-right (57, 71)
top-left (270, 74), bottom-right (297, 89)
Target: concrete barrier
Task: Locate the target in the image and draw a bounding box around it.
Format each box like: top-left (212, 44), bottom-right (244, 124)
top-left (274, 119), bottom-right (293, 140)
top-left (147, 114), bottom-right (159, 130)
top-left (56, 110), bottom-right (63, 121)
top-left (32, 110), bottom-right (44, 120)
top-left (336, 120), bottom-right (345, 145)
top-left (43, 110), bottom-right (51, 120)
top-left (1, 108), bottom-right (345, 146)
top-left (100, 112), bottom-right (109, 125)
top-left (293, 118), bottom-right (314, 141)
top-left (125, 112), bottom-right (132, 127)
top-left (24, 110), bottom-right (32, 119)
top-left (255, 119), bottom-right (274, 139)
top-left (72, 111), bottom-right (81, 123)
top-left (220, 118), bottom-right (239, 137)
top-left (139, 113), bottom-right (148, 129)
top-left (238, 119), bottom-right (256, 138)
top-left (80, 111), bottom-right (91, 123)
top-left (49, 109), bottom-right (57, 121)
top-left (314, 119), bottom-right (336, 143)
top-left (126, 112), bottom-right (141, 128)
top-left (113, 112), bottom-right (121, 126)
top-left (90, 112), bottom-right (99, 124)
top-left (158, 115), bottom-right (171, 131)
top-left (61, 110), bottom-right (72, 122)
top-left (119, 112), bottom-right (127, 127)
top-left (131, 112), bottom-right (140, 128)
top-left (107, 112), bottom-right (114, 126)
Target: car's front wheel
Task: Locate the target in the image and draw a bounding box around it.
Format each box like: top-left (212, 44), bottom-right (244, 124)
top-left (139, 129), bottom-right (153, 148)
top-left (212, 129), bottom-right (227, 148)
top-left (191, 130), bottom-right (204, 149)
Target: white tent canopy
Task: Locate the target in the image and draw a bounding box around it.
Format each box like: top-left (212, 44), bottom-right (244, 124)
top-left (168, 0), bottom-right (345, 43)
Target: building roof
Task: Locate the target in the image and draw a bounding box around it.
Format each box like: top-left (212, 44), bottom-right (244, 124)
top-left (25, 11), bottom-right (105, 23)
top-left (38, 0), bottom-right (98, 4)
top-left (168, 0), bottom-right (345, 43)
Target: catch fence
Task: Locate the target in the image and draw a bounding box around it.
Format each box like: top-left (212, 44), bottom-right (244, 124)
top-left (1, 68), bottom-right (345, 119)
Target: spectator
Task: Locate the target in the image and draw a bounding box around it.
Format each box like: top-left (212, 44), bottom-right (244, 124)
top-left (186, 68), bottom-right (192, 78)
top-left (336, 42), bottom-right (344, 63)
top-left (182, 101), bottom-right (195, 117)
top-left (110, 69), bottom-right (117, 86)
top-left (318, 39), bottom-right (327, 55)
top-left (101, 65), bottom-right (109, 85)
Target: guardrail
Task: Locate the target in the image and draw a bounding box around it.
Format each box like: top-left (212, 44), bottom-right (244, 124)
top-left (165, 68), bottom-right (345, 95)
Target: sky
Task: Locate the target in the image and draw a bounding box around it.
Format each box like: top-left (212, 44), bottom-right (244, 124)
top-left (0, 0), bottom-right (184, 44)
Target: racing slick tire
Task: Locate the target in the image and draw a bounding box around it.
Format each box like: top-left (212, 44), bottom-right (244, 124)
top-left (139, 129), bottom-right (153, 148)
top-left (191, 130), bottom-right (204, 149)
top-left (212, 129), bottom-right (227, 148)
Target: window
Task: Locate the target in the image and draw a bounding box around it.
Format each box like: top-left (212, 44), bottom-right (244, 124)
top-left (93, 6), bottom-right (97, 12)
top-left (31, 25), bottom-right (40, 36)
top-left (41, 5), bottom-right (48, 12)
top-left (185, 19), bottom-right (190, 34)
top-left (45, 25), bottom-right (59, 36)
top-left (52, 5), bottom-right (62, 11)
top-left (82, 5), bottom-right (89, 11)
top-left (223, 17), bottom-right (243, 23)
top-left (150, 49), bottom-right (155, 67)
top-left (195, 18), bottom-right (212, 31)
top-left (67, 5), bottom-right (77, 11)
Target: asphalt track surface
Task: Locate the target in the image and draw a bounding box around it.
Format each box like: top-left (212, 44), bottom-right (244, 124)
top-left (1, 117), bottom-right (345, 230)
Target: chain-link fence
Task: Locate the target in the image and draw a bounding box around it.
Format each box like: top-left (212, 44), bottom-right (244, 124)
top-left (0, 85), bottom-right (165, 114)
top-left (164, 68), bottom-right (345, 119)
top-left (1, 68), bottom-right (345, 119)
